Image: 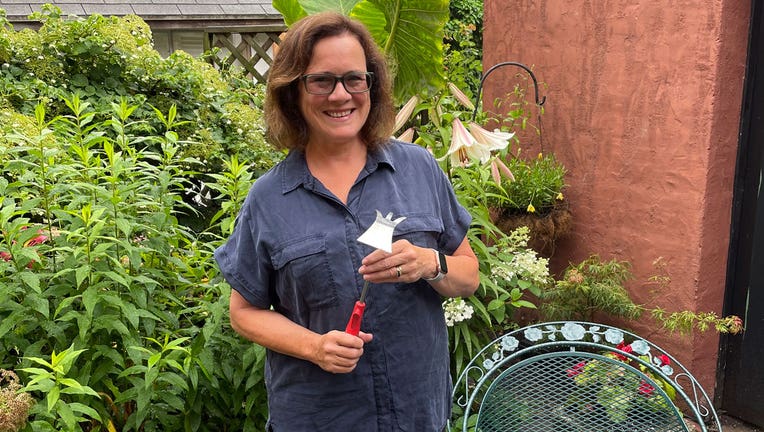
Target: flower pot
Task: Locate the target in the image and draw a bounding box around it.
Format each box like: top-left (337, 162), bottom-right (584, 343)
top-left (491, 199), bottom-right (572, 257)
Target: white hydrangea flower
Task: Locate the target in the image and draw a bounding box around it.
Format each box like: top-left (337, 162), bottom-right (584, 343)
top-left (442, 297), bottom-right (474, 327)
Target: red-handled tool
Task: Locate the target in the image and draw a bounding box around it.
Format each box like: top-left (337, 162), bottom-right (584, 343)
top-left (345, 280), bottom-right (370, 336)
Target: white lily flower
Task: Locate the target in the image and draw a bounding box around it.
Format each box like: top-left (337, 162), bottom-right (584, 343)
top-left (440, 118), bottom-right (482, 167)
top-left (468, 122), bottom-right (514, 152)
top-left (443, 120), bottom-right (517, 167)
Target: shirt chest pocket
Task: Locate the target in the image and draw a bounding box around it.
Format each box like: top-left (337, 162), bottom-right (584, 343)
top-left (271, 235), bottom-right (339, 311)
top-left (392, 214), bottom-right (443, 250)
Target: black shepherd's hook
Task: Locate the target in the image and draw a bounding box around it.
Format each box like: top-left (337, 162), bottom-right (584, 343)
top-left (471, 61), bottom-right (546, 122)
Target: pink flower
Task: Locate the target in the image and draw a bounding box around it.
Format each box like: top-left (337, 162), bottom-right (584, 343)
top-left (468, 122), bottom-right (513, 155)
top-left (0, 251), bottom-right (10, 262)
top-left (638, 380), bottom-right (655, 396)
top-left (448, 82), bottom-right (475, 111)
top-left (566, 361), bottom-right (586, 377)
top-left (495, 157), bottom-right (515, 181)
top-left (491, 159), bottom-right (501, 184)
top-left (24, 233), bottom-right (48, 247)
top-left (615, 342), bottom-right (633, 361)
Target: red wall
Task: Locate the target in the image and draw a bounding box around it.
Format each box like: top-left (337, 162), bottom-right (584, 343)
top-left (482, 0), bottom-right (750, 393)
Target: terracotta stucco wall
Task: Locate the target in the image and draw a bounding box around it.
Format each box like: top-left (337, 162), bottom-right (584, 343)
top-left (483, 0), bottom-right (750, 393)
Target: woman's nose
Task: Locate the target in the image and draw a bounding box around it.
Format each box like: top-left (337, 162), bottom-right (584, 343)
top-left (327, 80), bottom-right (352, 100)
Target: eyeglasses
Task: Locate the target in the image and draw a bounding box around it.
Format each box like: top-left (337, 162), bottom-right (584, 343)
top-left (300, 71), bottom-right (374, 95)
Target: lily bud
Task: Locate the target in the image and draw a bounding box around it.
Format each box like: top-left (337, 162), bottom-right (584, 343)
top-left (495, 157), bottom-right (515, 181)
top-left (394, 95), bottom-right (420, 134)
top-left (397, 127), bottom-right (415, 143)
top-left (448, 82), bottom-right (475, 111)
top-left (490, 160), bottom-right (501, 184)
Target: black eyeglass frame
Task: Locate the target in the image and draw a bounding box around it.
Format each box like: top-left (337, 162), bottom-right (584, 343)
top-left (299, 71), bottom-right (374, 95)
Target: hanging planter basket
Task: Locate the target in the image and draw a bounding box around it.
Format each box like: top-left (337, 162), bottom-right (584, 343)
top-left (490, 199), bottom-right (572, 257)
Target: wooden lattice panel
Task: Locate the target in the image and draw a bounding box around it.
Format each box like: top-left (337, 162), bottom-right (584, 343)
top-left (204, 25), bottom-right (286, 83)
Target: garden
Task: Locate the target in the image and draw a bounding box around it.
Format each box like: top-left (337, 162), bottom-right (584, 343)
top-left (0, 2), bottom-right (743, 431)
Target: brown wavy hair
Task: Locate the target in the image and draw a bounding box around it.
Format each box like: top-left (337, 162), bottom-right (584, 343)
top-left (264, 12), bottom-right (395, 151)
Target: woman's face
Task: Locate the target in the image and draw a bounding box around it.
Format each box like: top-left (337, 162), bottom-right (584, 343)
top-left (299, 33), bottom-right (371, 148)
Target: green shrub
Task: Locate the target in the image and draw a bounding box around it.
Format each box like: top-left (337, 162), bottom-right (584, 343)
top-left (0, 5), bottom-right (280, 177)
top-left (444, 0), bottom-right (484, 98)
top-left (0, 100), bottom-right (268, 431)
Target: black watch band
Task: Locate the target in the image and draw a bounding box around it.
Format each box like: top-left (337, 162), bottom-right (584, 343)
top-left (424, 249), bottom-right (448, 282)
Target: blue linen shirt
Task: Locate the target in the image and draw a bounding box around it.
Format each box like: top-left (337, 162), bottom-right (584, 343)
top-left (214, 140), bottom-right (471, 431)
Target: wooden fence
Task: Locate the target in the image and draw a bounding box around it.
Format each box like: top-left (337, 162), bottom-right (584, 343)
top-left (204, 24), bottom-right (287, 84)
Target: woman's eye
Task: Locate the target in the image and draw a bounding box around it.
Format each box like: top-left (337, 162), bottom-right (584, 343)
top-left (345, 75), bottom-right (366, 86)
top-left (311, 76), bottom-right (333, 84)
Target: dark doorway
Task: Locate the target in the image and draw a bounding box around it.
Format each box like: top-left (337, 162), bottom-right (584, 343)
top-left (720, 0), bottom-right (764, 427)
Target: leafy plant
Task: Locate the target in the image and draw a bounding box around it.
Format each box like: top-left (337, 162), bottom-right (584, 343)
top-left (0, 5), bottom-right (278, 178)
top-left (566, 340), bottom-right (677, 424)
top-left (443, 0), bottom-right (484, 97)
top-left (0, 98), bottom-right (269, 431)
top-left (20, 346), bottom-right (101, 431)
top-left (488, 151), bottom-right (567, 215)
top-left (541, 255), bottom-right (745, 335)
top-left (273, 0), bottom-right (450, 102)
top-left (447, 222), bottom-right (551, 375)
top-left (541, 255), bottom-right (640, 322)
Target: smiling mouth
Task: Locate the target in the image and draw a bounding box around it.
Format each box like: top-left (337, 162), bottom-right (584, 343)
top-left (326, 109), bottom-right (353, 118)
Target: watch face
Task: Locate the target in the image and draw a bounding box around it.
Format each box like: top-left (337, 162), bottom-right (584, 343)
top-left (438, 251), bottom-right (448, 274)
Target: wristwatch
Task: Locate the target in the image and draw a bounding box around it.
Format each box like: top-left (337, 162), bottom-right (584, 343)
top-left (424, 249), bottom-right (448, 282)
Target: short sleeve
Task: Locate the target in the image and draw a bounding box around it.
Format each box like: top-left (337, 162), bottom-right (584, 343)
top-left (214, 202), bottom-right (272, 308)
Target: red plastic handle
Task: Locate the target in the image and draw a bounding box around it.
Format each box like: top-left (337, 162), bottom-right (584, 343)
top-left (345, 301), bottom-right (366, 336)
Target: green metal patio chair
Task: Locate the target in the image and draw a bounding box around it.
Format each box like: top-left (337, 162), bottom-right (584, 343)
top-left (449, 321), bottom-right (722, 432)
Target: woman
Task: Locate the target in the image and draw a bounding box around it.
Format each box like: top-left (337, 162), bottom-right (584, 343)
top-left (214, 12), bottom-right (479, 431)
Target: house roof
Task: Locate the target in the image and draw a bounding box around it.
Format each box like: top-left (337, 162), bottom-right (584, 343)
top-left (1, 1), bottom-right (284, 29)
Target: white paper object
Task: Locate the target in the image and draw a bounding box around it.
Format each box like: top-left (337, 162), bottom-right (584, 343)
top-left (357, 210), bottom-right (406, 253)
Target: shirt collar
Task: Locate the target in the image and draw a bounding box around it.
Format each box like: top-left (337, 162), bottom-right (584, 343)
top-left (280, 142), bottom-right (397, 195)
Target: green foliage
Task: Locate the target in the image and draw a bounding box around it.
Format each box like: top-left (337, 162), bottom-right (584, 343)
top-left (20, 346), bottom-right (100, 431)
top-left (0, 5), bottom-right (278, 178)
top-left (489, 152), bottom-right (567, 214)
top-left (447, 164), bottom-right (551, 376)
top-left (540, 255), bottom-right (641, 322)
top-left (443, 0), bottom-right (484, 98)
top-left (568, 346), bottom-right (676, 425)
top-left (541, 256), bottom-right (745, 336)
top-left (0, 100), bottom-right (268, 431)
top-left (273, 0), bottom-right (450, 102)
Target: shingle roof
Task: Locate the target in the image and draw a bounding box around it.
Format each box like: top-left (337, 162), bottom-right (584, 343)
top-left (1, 1), bottom-right (283, 27)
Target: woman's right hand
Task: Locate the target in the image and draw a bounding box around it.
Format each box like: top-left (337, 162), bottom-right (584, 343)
top-left (313, 330), bottom-right (373, 373)
top-left (229, 291), bottom-right (374, 373)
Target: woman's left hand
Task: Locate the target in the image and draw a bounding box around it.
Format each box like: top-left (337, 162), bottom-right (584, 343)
top-left (358, 239), bottom-right (436, 283)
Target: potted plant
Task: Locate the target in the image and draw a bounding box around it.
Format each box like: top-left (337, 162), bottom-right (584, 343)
top-left (486, 151), bottom-right (571, 257)
top-left (467, 61), bottom-right (572, 257)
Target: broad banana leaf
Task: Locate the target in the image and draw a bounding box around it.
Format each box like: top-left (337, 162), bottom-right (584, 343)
top-left (273, 0), bottom-right (448, 102)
